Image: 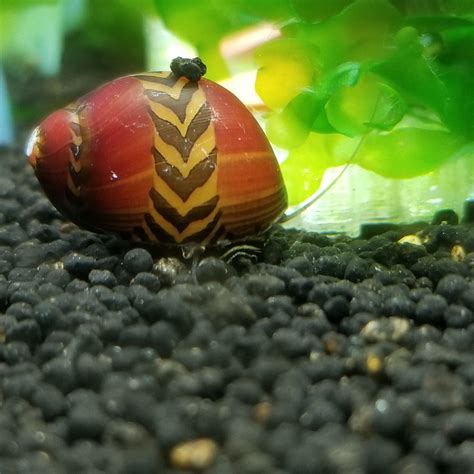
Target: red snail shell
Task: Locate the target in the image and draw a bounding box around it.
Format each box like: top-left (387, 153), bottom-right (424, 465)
top-left (26, 58), bottom-right (287, 246)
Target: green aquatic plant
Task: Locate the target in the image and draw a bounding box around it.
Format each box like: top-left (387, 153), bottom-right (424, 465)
top-left (270, 2), bottom-right (473, 202)
top-left (154, 0), bottom-right (474, 205)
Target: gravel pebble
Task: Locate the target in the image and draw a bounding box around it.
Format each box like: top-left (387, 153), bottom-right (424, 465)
top-left (361, 317), bottom-right (411, 343)
top-left (170, 438), bottom-right (218, 470)
top-left (444, 304), bottom-right (474, 328)
top-left (124, 248), bottom-right (154, 274)
top-left (130, 272), bottom-right (161, 292)
top-left (88, 269), bottom-right (118, 287)
top-left (195, 257), bottom-right (234, 283)
top-left (6, 319), bottom-right (42, 347)
top-left (436, 273), bottom-right (468, 302)
top-left (244, 274), bottom-right (286, 298)
top-left (68, 399), bottom-right (108, 441)
top-left (415, 294), bottom-right (448, 326)
top-left (63, 253), bottom-right (98, 279)
top-left (31, 383), bottom-right (67, 421)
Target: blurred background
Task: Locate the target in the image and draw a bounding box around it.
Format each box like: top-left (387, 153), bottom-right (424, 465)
top-left (1, 0), bottom-right (473, 234)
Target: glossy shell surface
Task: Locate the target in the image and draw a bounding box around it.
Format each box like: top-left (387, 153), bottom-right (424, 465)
top-left (27, 72), bottom-right (287, 245)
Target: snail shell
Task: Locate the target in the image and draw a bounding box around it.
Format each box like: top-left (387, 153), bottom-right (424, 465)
top-left (26, 67), bottom-right (287, 245)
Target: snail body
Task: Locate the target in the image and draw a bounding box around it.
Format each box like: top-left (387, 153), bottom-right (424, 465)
top-left (27, 59), bottom-right (287, 245)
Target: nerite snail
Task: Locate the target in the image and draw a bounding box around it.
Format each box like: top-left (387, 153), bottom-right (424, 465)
top-left (26, 57), bottom-right (288, 246)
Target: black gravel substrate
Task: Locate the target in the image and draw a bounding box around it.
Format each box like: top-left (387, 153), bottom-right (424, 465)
top-left (1, 146), bottom-right (474, 474)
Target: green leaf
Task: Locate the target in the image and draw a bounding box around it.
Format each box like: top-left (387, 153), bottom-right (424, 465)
top-left (318, 62), bottom-right (361, 96)
top-left (325, 73), bottom-right (406, 136)
top-left (373, 26), bottom-right (448, 117)
top-left (291, 0), bottom-right (353, 21)
top-left (303, 62), bottom-right (362, 134)
top-left (292, 0), bottom-right (403, 69)
top-left (364, 82), bottom-right (407, 130)
top-left (390, 0), bottom-right (474, 17)
top-left (439, 24), bottom-right (474, 63)
top-left (117, 0), bottom-right (156, 15)
top-left (0, 0), bottom-right (57, 7)
top-left (281, 150), bottom-right (327, 206)
top-left (441, 63), bottom-right (474, 138)
top-left (254, 38), bottom-right (318, 110)
top-left (281, 131), bottom-right (368, 205)
top-left (266, 91), bottom-right (323, 149)
top-left (358, 127), bottom-right (467, 178)
top-left (408, 15), bottom-right (473, 32)
top-left (312, 109), bottom-right (339, 134)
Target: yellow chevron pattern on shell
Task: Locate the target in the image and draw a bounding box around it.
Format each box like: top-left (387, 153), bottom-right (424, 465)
top-left (136, 72), bottom-right (223, 245)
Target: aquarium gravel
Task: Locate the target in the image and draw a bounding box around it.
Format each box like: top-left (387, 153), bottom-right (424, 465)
top-left (0, 147), bottom-right (474, 474)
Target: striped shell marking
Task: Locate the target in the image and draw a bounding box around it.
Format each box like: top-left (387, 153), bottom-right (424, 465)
top-left (27, 70), bottom-right (288, 245)
top-left (135, 72), bottom-right (222, 244)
